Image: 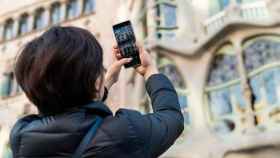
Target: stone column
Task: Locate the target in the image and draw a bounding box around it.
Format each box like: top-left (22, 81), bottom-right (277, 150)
top-left (28, 13), bottom-right (34, 31)
top-left (234, 40), bottom-right (256, 132)
top-left (44, 6), bottom-right (51, 27)
top-left (146, 0), bottom-right (157, 40)
top-left (12, 16), bottom-right (19, 38)
top-left (0, 24), bottom-right (4, 42)
top-left (130, 0), bottom-right (145, 40)
top-left (60, 1), bottom-right (67, 21)
top-left (77, 0), bottom-right (84, 15)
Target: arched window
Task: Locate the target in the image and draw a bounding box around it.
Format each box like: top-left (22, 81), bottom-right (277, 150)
top-left (158, 57), bottom-right (185, 88)
top-left (18, 13), bottom-right (29, 36)
top-left (155, 0), bottom-right (177, 39)
top-left (206, 44), bottom-right (245, 134)
top-left (83, 0), bottom-right (95, 15)
top-left (66, 0), bottom-right (79, 19)
top-left (243, 35), bottom-right (280, 125)
top-left (50, 2), bottom-right (62, 24)
top-left (3, 19), bottom-right (14, 40)
top-left (157, 56), bottom-right (189, 124)
top-left (34, 8), bottom-right (47, 30)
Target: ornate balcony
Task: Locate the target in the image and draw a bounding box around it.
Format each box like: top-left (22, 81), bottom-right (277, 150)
top-left (204, 1), bottom-right (271, 34)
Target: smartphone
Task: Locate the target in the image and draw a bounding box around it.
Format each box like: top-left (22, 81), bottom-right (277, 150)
top-left (113, 21), bottom-right (141, 68)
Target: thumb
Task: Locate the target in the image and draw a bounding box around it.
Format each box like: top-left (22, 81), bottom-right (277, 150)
top-left (115, 58), bottom-right (132, 66)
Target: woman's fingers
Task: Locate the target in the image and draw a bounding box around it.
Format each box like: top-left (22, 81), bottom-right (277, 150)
top-left (112, 46), bottom-right (122, 60)
top-left (115, 58), bottom-right (132, 67)
top-left (115, 52), bottom-right (122, 59)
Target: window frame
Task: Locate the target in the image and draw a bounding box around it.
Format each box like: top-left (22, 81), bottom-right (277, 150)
top-left (155, 0), bottom-right (178, 40)
top-left (50, 2), bottom-right (62, 25)
top-left (33, 8), bottom-right (47, 30)
top-left (3, 19), bottom-right (14, 41)
top-left (83, 0), bottom-right (95, 15)
top-left (17, 13), bottom-right (29, 36)
top-left (66, 0), bottom-right (80, 20)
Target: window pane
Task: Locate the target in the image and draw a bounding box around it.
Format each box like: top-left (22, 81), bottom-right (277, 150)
top-left (179, 95), bottom-right (188, 109)
top-left (51, 3), bottom-right (62, 24)
top-left (83, 0), bottom-right (95, 14)
top-left (67, 0), bottom-right (79, 19)
top-left (207, 54), bottom-right (239, 86)
top-left (238, 0), bottom-right (259, 4)
top-left (34, 9), bottom-right (46, 30)
top-left (231, 85), bottom-right (246, 109)
top-left (162, 4), bottom-right (177, 28)
top-left (3, 20), bottom-right (14, 40)
top-left (178, 95), bottom-right (190, 124)
top-left (0, 73), bottom-right (12, 97)
top-left (263, 70), bottom-right (278, 105)
top-left (276, 69), bottom-right (280, 100)
top-left (219, 0), bottom-right (230, 10)
top-left (159, 64), bottom-right (185, 88)
top-left (250, 75), bottom-right (262, 104)
top-left (209, 89), bottom-right (233, 116)
top-left (244, 38), bottom-right (280, 72)
top-left (18, 15), bottom-right (29, 35)
top-left (210, 0), bottom-right (230, 15)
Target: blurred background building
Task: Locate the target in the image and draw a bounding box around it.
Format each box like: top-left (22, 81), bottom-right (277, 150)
top-left (0, 0), bottom-right (280, 158)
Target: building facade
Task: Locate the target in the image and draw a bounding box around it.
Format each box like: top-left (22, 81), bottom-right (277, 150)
top-left (1, 0), bottom-right (280, 158)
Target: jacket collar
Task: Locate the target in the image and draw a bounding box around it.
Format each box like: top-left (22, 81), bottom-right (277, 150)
top-left (82, 101), bottom-right (113, 117)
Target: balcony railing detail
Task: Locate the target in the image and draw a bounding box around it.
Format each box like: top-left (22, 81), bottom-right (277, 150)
top-left (204, 1), bottom-right (270, 34)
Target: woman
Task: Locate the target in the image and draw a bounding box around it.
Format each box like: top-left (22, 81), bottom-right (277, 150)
top-left (10, 26), bottom-right (184, 158)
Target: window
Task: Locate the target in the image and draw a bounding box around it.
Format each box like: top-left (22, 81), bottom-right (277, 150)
top-left (209, 0), bottom-right (230, 16)
top-left (83, 0), bottom-right (95, 14)
top-left (34, 8), bottom-right (47, 30)
top-left (0, 72), bottom-right (12, 98)
top-left (66, 0), bottom-right (79, 19)
top-left (0, 72), bottom-right (22, 98)
top-left (155, 1), bottom-right (177, 40)
top-left (18, 14), bottom-right (29, 36)
top-left (219, 0), bottom-right (230, 10)
top-left (162, 4), bottom-right (177, 28)
top-left (206, 44), bottom-right (244, 134)
top-left (237, 0), bottom-right (259, 4)
top-left (51, 2), bottom-right (62, 24)
top-left (3, 19), bottom-right (14, 40)
top-left (206, 36), bottom-right (280, 135)
top-left (243, 36), bottom-right (280, 125)
top-left (156, 3), bottom-right (177, 28)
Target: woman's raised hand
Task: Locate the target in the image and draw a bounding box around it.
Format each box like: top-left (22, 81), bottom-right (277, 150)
top-left (104, 43), bottom-right (159, 89)
top-left (104, 45), bottom-right (132, 89)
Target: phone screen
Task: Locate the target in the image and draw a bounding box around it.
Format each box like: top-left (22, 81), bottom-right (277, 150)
top-left (113, 21), bottom-right (141, 68)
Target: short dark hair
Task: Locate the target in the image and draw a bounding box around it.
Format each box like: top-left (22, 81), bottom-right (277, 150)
top-left (15, 26), bottom-right (104, 115)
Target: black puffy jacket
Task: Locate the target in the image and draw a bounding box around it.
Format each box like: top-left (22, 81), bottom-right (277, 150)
top-left (10, 74), bottom-right (184, 158)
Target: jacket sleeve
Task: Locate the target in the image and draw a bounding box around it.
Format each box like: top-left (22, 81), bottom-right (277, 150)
top-left (120, 74), bottom-right (184, 157)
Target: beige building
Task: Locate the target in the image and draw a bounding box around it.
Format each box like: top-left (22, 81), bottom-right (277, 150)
top-left (1, 0), bottom-right (280, 158)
